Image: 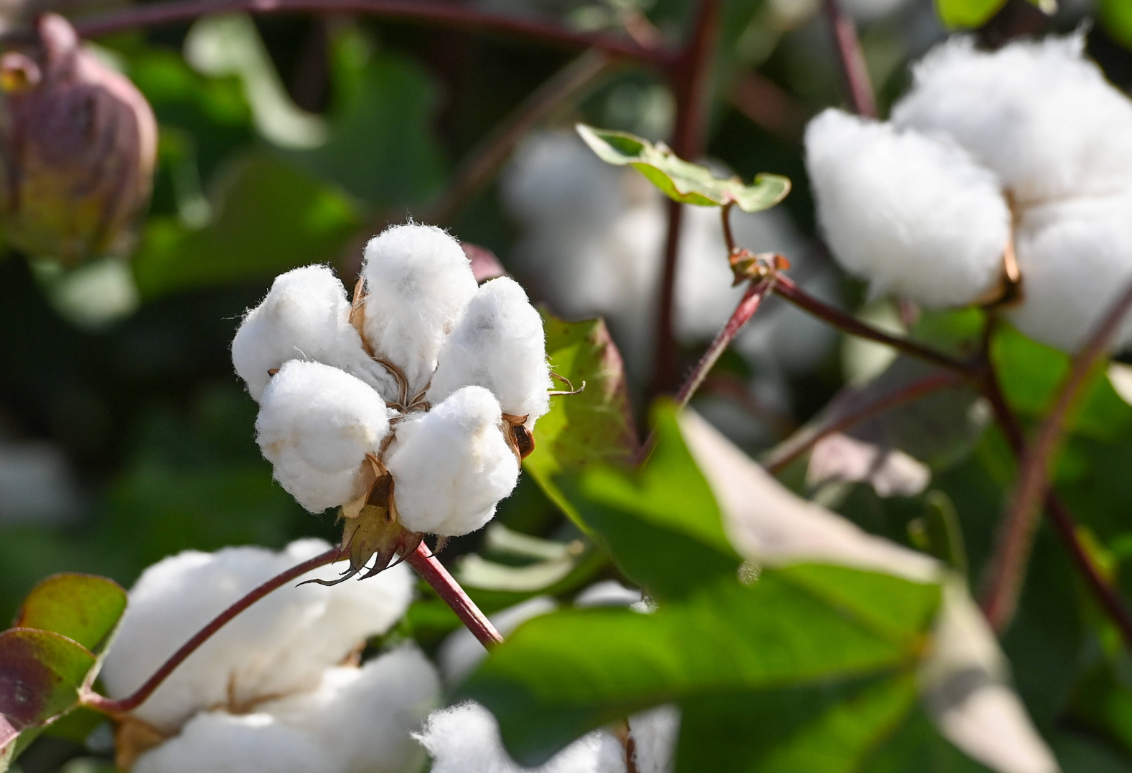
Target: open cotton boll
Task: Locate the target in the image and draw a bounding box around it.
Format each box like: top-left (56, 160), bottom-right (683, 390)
top-left (438, 596), bottom-right (557, 687)
top-left (805, 109), bottom-right (1010, 308)
top-left (1005, 193), bottom-right (1132, 352)
top-left (892, 35), bottom-right (1132, 206)
top-left (428, 277), bottom-right (551, 425)
top-left (386, 386), bottom-right (519, 536)
top-left (263, 648), bottom-right (440, 773)
top-left (231, 265), bottom-right (395, 402)
top-left (101, 540), bottom-right (411, 733)
top-left (133, 711), bottom-right (332, 773)
top-left (361, 224), bottom-right (478, 394)
top-left (255, 360), bottom-right (391, 513)
top-left (628, 706), bottom-right (680, 773)
top-left (416, 701), bottom-right (626, 773)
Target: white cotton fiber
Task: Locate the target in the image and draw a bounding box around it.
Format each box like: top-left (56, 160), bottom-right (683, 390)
top-left (627, 706), bottom-right (680, 773)
top-left (428, 277), bottom-right (552, 425)
top-left (438, 596), bottom-right (557, 687)
top-left (386, 386), bottom-right (519, 536)
top-left (805, 109), bottom-right (1010, 308)
top-left (255, 360), bottom-right (391, 513)
top-left (892, 35), bottom-right (1132, 206)
top-left (100, 539), bottom-right (412, 733)
top-left (231, 265), bottom-right (395, 403)
top-left (133, 711), bottom-right (330, 773)
top-left (262, 647), bottom-right (440, 773)
top-left (362, 224), bottom-right (479, 395)
top-left (1005, 193), bottom-right (1132, 352)
top-left (415, 701), bottom-right (626, 773)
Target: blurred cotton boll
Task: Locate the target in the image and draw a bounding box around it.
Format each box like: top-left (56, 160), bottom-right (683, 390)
top-left (805, 109), bottom-right (1010, 308)
top-left (0, 14), bottom-right (156, 265)
top-left (100, 538), bottom-right (413, 734)
top-left (892, 34), bottom-right (1132, 207)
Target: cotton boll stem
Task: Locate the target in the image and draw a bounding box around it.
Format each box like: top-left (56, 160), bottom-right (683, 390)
top-left (406, 543), bottom-right (503, 648)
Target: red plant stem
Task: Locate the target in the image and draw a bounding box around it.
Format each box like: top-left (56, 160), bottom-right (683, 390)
top-left (70, 0), bottom-right (671, 67)
top-left (80, 547), bottom-right (342, 716)
top-left (982, 280), bottom-right (1132, 634)
top-left (821, 0), bottom-right (876, 118)
top-left (651, 0), bottom-right (723, 395)
top-left (407, 542), bottom-right (503, 647)
top-left (764, 369), bottom-right (963, 475)
top-left (772, 275), bottom-right (973, 376)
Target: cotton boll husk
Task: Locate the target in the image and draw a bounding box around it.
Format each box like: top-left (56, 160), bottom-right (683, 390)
top-left (261, 647), bottom-right (440, 773)
top-left (805, 109), bottom-right (1010, 308)
top-left (133, 711), bottom-right (332, 773)
top-left (438, 596), bottom-right (557, 687)
top-left (1005, 193), bottom-right (1132, 352)
top-left (231, 265), bottom-right (395, 402)
top-left (892, 35), bottom-right (1132, 206)
top-left (101, 539), bottom-right (411, 733)
top-left (428, 277), bottom-right (552, 425)
top-left (255, 360), bottom-right (391, 513)
top-left (416, 701), bottom-right (626, 773)
top-left (628, 706), bottom-right (680, 773)
top-left (386, 386), bottom-right (519, 536)
top-left (361, 224), bottom-right (478, 394)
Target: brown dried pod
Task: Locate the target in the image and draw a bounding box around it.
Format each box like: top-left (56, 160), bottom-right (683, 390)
top-left (0, 13), bottom-right (156, 264)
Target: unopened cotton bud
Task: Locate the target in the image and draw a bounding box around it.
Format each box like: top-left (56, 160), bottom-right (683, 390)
top-left (262, 647), bottom-right (440, 773)
top-left (1005, 193), bottom-right (1132, 352)
top-left (386, 386), bottom-right (518, 536)
top-left (361, 224), bottom-right (478, 395)
top-left (133, 711), bottom-right (328, 773)
top-left (255, 360), bottom-right (391, 513)
top-left (428, 277), bottom-right (552, 425)
top-left (232, 265), bottom-right (396, 402)
top-left (415, 701), bottom-right (626, 773)
top-left (0, 14), bottom-right (156, 264)
top-left (805, 109), bottom-right (1010, 308)
top-left (892, 35), bottom-right (1132, 206)
top-left (100, 539), bottom-right (413, 733)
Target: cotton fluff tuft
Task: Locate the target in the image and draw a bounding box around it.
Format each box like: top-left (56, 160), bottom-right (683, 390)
top-left (231, 265), bottom-right (394, 402)
top-left (416, 701), bottom-right (626, 773)
top-left (261, 647), bottom-right (440, 773)
top-left (892, 35), bottom-right (1132, 206)
top-left (805, 109), bottom-right (1010, 308)
top-left (386, 386), bottom-right (519, 536)
top-left (133, 712), bottom-right (328, 773)
top-left (255, 360), bottom-right (391, 513)
top-left (1005, 193), bottom-right (1132, 352)
top-left (428, 277), bottom-right (552, 424)
top-left (100, 539), bottom-right (413, 733)
top-left (362, 224), bottom-right (479, 394)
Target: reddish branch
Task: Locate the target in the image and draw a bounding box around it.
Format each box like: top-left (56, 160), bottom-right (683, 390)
top-left (982, 281), bottom-right (1132, 634)
top-left (80, 546), bottom-right (343, 715)
top-left (71, 0), bottom-right (671, 67)
top-left (821, 0), bottom-right (876, 118)
top-left (407, 542), bottom-right (503, 647)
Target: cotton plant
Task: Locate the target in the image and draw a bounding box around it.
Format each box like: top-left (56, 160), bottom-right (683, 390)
top-left (231, 223), bottom-right (553, 576)
top-left (99, 539), bottom-right (439, 773)
top-left (806, 34), bottom-right (1132, 352)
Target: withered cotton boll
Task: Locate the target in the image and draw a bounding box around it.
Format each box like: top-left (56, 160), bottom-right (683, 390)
top-left (0, 14), bottom-right (156, 264)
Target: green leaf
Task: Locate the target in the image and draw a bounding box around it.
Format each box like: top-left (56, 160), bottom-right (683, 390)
top-left (13, 574), bottom-right (127, 655)
top-left (524, 312), bottom-right (637, 527)
top-left (575, 124), bottom-right (791, 212)
top-left (934, 0), bottom-right (1007, 27)
top-left (460, 567), bottom-right (940, 767)
top-left (0, 629), bottom-right (98, 770)
top-left (1103, 0), bottom-right (1132, 51)
top-left (132, 154), bottom-right (360, 300)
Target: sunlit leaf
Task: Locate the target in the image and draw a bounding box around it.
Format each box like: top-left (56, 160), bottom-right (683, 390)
top-left (14, 574), bottom-right (126, 655)
top-left (934, 0), bottom-right (1053, 27)
top-left (576, 124), bottom-right (791, 212)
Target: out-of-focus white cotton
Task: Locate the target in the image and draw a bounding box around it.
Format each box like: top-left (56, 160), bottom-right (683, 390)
top-left (361, 224), bottom-right (479, 395)
top-left (805, 108), bottom-right (1010, 308)
top-left (429, 277), bottom-right (552, 425)
top-left (628, 706), bottom-right (680, 773)
top-left (386, 386), bottom-right (519, 536)
top-left (100, 539), bottom-right (412, 733)
top-left (1006, 193), bottom-right (1132, 352)
top-left (231, 265), bottom-right (394, 402)
top-left (893, 35), bottom-right (1132, 207)
top-left (255, 360), bottom-right (391, 513)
